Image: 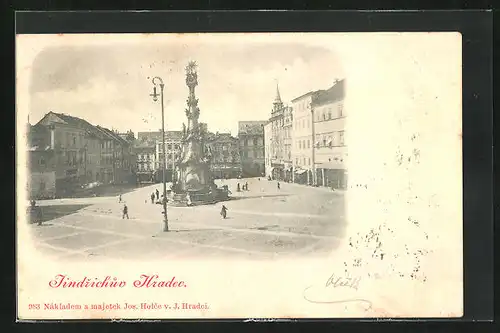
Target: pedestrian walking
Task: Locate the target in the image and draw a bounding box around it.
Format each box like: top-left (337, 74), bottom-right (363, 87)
top-left (151, 193), bottom-right (155, 204)
top-left (245, 182), bottom-right (249, 191)
top-left (277, 181), bottom-right (281, 190)
top-left (118, 194), bottom-right (122, 203)
top-left (220, 205), bottom-right (228, 219)
top-left (122, 204), bottom-right (129, 219)
top-left (156, 189), bottom-right (159, 201)
top-left (237, 183), bottom-right (241, 192)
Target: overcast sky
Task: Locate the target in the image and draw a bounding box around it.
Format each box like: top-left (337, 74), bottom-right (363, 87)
top-left (27, 36), bottom-right (344, 135)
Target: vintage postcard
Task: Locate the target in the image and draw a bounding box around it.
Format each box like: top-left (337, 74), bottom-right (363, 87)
top-left (16, 32), bottom-right (463, 320)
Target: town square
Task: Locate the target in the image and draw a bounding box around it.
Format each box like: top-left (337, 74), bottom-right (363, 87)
top-left (25, 38), bottom-right (347, 260)
top-left (31, 178), bottom-right (345, 260)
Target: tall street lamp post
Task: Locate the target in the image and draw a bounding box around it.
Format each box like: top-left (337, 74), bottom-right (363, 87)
top-left (150, 76), bottom-right (169, 232)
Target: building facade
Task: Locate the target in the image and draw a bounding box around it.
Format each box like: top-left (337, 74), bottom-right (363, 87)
top-left (238, 121), bottom-right (266, 177)
top-left (312, 79), bottom-right (347, 189)
top-left (135, 130), bottom-right (182, 183)
top-left (156, 131), bottom-right (182, 182)
top-left (30, 112), bottom-right (137, 198)
top-left (206, 132), bottom-right (242, 179)
top-left (268, 85), bottom-right (288, 180)
top-left (34, 112), bottom-right (106, 197)
top-left (134, 140), bottom-right (157, 183)
top-left (291, 91), bottom-right (320, 185)
top-left (97, 126), bottom-right (136, 184)
top-left (263, 121), bottom-right (273, 179)
top-left (282, 105), bottom-right (294, 182)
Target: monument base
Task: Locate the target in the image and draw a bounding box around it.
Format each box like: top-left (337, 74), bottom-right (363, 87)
top-left (169, 185), bottom-right (230, 207)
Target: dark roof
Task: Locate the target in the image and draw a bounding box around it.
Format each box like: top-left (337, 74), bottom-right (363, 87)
top-left (48, 112), bottom-right (107, 140)
top-left (312, 79), bottom-right (345, 106)
top-left (137, 130), bottom-right (182, 142)
top-left (291, 90), bottom-right (323, 103)
top-left (238, 121), bottom-right (266, 135)
top-left (97, 126), bottom-right (130, 146)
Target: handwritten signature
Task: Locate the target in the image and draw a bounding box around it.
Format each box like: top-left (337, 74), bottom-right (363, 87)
top-left (303, 272), bottom-right (372, 311)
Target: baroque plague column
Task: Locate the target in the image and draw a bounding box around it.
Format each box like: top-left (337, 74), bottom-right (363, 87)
top-left (172, 61), bottom-right (221, 205)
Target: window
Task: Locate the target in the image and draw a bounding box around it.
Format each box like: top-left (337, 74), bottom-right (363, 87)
top-left (303, 158), bottom-right (306, 165)
top-left (39, 157), bottom-right (45, 166)
top-left (308, 158), bottom-right (311, 166)
top-left (323, 136), bottom-right (327, 147)
top-left (299, 141), bottom-right (302, 149)
top-left (296, 158), bottom-right (299, 165)
top-left (339, 103), bottom-right (344, 117)
top-left (253, 138), bottom-right (258, 146)
top-left (323, 112), bottom-right (327, 120)
top-left (328, 108), bottom-right (332, 119)
top-left (307, 140), bottom-right (310, 149)
top-left (339, 131), bottom-right (345, 145)
top-left (167, 144), bottom-right (172, 150)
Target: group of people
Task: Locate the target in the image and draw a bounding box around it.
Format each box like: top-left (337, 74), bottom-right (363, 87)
top-left (117, 178), bottom-right (280, 222)
top-left (149, 189), bottom-right (160, 204)
top-left (236, 182), bottom-right (249, 192)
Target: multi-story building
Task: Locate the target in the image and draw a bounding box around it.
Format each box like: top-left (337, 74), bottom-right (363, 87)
top-left (156, 131), bottom-right (182, 182)
top-left (27, 124), bottom-right (57, 199)
top-left (282, 106), bottom-right (294, 182)
top-left (31, 112), bottom-right (114, 197)
top-left (97, 126), bottom-right (136, 184)
top-left (136, 130), bottom-right (182, 182)
top-left (238, 121), bottom-right (266, 177)
top-left (134, 139), bottom-right (157, 183)
top-left (312, 79), bottom-right (347, 189)
top-left (291, 90), bottom-right (323, 185)
top-left (267, 85), bottom-right (289, 180)
top-left (263, 121), bottom-right (273, 179)
top-left (206, 132), bottom-right (242, 179)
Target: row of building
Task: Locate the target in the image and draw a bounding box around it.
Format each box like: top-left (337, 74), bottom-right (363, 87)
top-left (26, 79), bottom-right (345, 198)
top-left (27, 111), bottom-right (137, 199)
top-left (264, 79), bottom-right (347, 189)
top-left (27, 112), bottom-right (268, 200)
top-left (133, 121), bottom-right (266, 183)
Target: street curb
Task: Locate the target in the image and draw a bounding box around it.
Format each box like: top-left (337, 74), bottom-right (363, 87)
top-left (278, 180), bottom-right (347, 194)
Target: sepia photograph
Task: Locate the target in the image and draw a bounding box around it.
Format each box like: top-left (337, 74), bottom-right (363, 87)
top-left (24, 39), bottom-right (346, 261)
top-left (17, 32), bottom-right (463, 319)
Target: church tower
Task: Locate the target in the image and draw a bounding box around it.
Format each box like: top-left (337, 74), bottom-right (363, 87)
top-left (273, 83), bottom-right (284, 112)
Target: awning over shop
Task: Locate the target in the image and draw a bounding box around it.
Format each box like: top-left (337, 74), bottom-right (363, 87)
top-left (295, 169), bottom-right (307, 175)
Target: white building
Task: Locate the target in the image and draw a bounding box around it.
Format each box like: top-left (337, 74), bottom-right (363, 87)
top-left (291, 91), bottom-right (319, 185)
top-left (312, 79), bottom-right (347, 189)
top-left (263, 121), bottom-right (273, 179)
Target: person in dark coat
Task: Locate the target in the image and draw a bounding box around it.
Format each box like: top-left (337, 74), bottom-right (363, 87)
top-left (156, 189), bottom-right (159, 200)
top-left (277, 181), bottom-right (281, 190)
top-left (220, 205), bottom-right (228, 219)
top-left (237, 183), bottom-right (241, 192)
top-left (151, 193), bottom-right (155, 204)
top-left (245, 182), bottom-right (249, 191)
top-left (122, 204), bottom-right (129, 219)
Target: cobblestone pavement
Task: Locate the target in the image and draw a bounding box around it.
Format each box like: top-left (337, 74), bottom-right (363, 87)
top-left (30, 178), bottom-right (346, 261)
